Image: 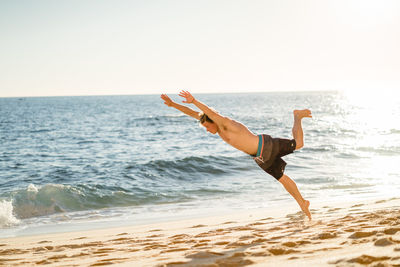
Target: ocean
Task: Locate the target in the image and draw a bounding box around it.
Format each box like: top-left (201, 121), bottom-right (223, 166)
top-left (1, 91), bottom-right (399, 237)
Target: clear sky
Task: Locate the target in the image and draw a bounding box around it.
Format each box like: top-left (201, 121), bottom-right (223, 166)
top-left (0, 0), bottom-right (399, 97)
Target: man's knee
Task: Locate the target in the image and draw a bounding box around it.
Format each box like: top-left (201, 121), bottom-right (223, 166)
top-left (278, 174), bottom-right (288, 184)
top-left (295, 142), bottom-right (303, 150)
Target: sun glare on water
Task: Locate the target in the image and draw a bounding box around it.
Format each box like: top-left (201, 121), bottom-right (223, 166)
top-left (338, 89), bottom-right (400, 195)
top-left (340, 89), bottom-right (400, 132)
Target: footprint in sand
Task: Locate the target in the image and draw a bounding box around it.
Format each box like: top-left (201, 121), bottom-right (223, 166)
top-left (73, 236), bottom-right (87, 240)
top-left (195, 232), bottom-right (213, 238)
top-left (33, 247), bottom-right (47, 252)
top-left (38, 240), bottom-right (52, 244)
top-left (354, 219), bottom-right (370, 223)
top-left (82, 241), bottom-right (103, 248)
top-left (282, 241), bottom-right (297, 247)
top-left (211, 241), bottom-right (229, 246)
top-left (231, 226), bottom-right (255, 231)
top-left (267, 226), bottom-right (282, 231)
top-left (378, 219), bottom-right (392, 225)
top-left (252, 233), bottom-right (265, 238)
top-left (359, 224), bottom-right (378, 229)
top-left (70, 252), bottom-right (90, 258)
top-left (268, 247), bottom-right (298, 255)
top-left (250, 251), bottom-right (271, 257)
top-left (225, 241), bottom-right (250, 249)
top-left (36, 260), bottom-right (51, 265)
top-left (339, 214), bottom-right (355, 222)
top-left (109, 237), bottom-right (133, 242)
top-left (239, 235), bottom-right (255, 241)
top-left (364, 213), bottom-right (381, 219)
top-left (326, 223), bottom-right (341, 227)
top-left (90, 257), bottom-right (129, 266)
top-left (247, 222), bottom-right (266, 226)
top-left (261, 217), bottom-right (274, 221)
top-left (117, 232), bottom-right (128, 236)
top-left (192, 243), bottom-right (209, 248)
top-left (281, 240), bottom-right (311, 248)
top-left (348, 231), bottom-right (377, 239)
top-left (93, 248), bottom-right (116, 254)
top-left (223, 221), bottom-right (237, 224)
top-left (191, 239), bottom-right (212, 248)
top-left (171, 234), bottom-right (191, 240)
top-left (59, 244), bottom-right (85, 249)
top-left (190, 224), bottom-right (207, 228)
top-left (374, 237), bottom-right (394, 246)
top-left (384, 227), bottom-right (400, 235)
top-left (328, 208), bottom-right (342, 212)
top-left (347, 254), bottom-right (391, 265)
top-left (170, 240), bottom-right (187, 245)
top-left (48, 254), bottom-right (68, 260)
top-left (148, 234), bottom-right (164, 238)
top-left (143, 244), bottom-right (168, 251)
top-left (315, 232), bottom-right (338, 240)
top-left (53, 247), bottom-right (66, 252)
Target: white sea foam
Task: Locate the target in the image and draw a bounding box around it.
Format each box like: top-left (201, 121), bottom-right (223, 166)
top-left (27, 183), bottom-right (38, 193)
top-left (0, 200), bottom-right (20, 228)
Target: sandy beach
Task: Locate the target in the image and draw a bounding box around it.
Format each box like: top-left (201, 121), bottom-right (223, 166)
top-left (1, 197), bottom-right (400, 267)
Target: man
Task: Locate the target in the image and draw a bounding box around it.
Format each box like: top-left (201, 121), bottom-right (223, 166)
top-left (161, 90), bottom-right (312, 220)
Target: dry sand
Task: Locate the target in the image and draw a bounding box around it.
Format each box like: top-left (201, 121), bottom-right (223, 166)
top-left (1, 197), bottom-right (400, 267)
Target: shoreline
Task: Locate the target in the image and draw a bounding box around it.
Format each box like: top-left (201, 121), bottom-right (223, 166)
top-left (1, 197), bottom-right (400, 266)
top-left (0, 197), bottom-right (300, 239)
top-left (3, 190), bottom-right (396, 239)
top-left (0, 193), bottom-right (388, 239)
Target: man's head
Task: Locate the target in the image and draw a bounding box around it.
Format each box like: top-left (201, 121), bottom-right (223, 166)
top-left (199, 113), bottom-right (218, 134)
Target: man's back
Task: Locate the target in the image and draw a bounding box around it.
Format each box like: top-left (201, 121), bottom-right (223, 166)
top-left (216, 118), bottom-right (259, 155)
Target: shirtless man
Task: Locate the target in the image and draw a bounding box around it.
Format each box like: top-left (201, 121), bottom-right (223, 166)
top-left (161, 90), bottom-right (312, 220)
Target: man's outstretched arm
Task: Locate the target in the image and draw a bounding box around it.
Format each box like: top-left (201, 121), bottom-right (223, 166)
top-left (178, 90), bottom-right (228, 126)
top-left (161, 94), bottom-right (200, 119)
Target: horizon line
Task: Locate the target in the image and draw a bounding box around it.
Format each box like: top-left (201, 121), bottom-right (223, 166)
top-left (0, 89), bottom-right (339, 99)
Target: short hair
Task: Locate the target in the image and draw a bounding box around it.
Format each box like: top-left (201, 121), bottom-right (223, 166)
top-left (199, 112), bottom-right (213, 124)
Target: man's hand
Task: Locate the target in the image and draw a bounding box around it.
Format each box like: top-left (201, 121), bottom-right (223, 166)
top-left (161, 94), bottom-right (174, 107)
top-left (178, 90), bottom-right (195, 104)
top-left (161, 92), bottom-right (200, 119)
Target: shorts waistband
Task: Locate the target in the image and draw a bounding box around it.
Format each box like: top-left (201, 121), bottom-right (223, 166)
top-left (256, 135), bottom-right (263, 157)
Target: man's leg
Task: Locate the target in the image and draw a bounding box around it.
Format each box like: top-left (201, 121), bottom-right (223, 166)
top-left (279, 174), bottom-right (311, 220)
top-left (292, 109), bottom-right (312, 150)
top-left (285, 109), bottom-right (312, 219)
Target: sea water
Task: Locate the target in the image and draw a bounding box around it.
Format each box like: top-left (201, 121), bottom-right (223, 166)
top-left (1, 91), bottom-right (399, 237)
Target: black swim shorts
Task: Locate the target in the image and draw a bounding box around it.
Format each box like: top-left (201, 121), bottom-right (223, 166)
top-left (253, 134), bottom-right (296, 180)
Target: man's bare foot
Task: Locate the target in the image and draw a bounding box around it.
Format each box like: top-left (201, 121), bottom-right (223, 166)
top-left (294, 109), bottom-right (312, 119)
top-left (301, 200), bottom-right (312, 220)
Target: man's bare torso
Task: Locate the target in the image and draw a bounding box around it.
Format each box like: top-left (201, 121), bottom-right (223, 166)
top-left (217, 119), bottom-right (259, 156)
